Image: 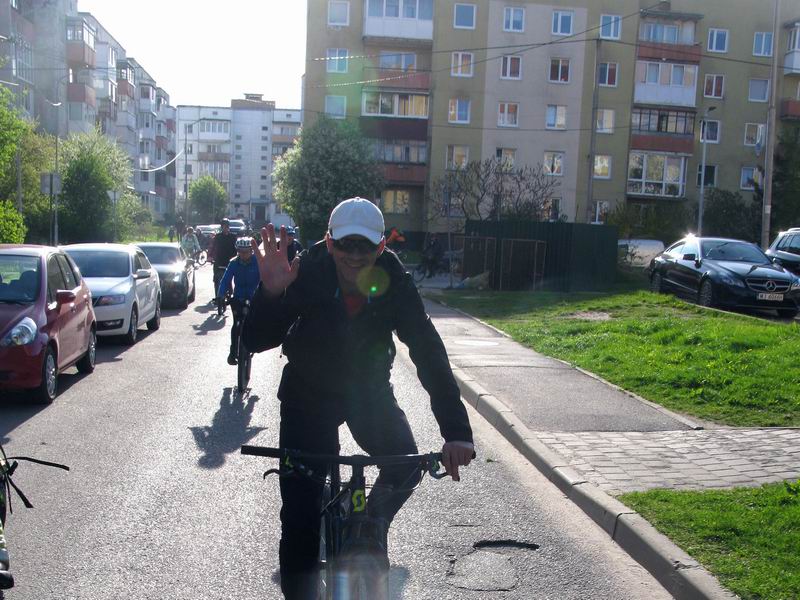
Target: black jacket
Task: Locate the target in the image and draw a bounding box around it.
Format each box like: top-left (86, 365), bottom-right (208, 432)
top-left (214, 232), bottom-right (237, 266)
top-left (243, 241), bottom-right (473, 443)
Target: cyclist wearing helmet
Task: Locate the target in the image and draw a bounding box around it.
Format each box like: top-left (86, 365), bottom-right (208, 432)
top-left (211, 218), bottom-right (237, 303)
top-left (181, 227), bottom-right (201, 258)
top-left (217, 237), bottom-right (261, 365)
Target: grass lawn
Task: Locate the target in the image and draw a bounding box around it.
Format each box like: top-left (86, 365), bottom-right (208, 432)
top-left (619, 482), bottom-right (800, 600)
top-left (438, 289), bottom-right (800, 426)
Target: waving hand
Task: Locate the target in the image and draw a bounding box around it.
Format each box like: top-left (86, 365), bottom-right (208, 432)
top-left (252, 224), bottom-right (301, 298)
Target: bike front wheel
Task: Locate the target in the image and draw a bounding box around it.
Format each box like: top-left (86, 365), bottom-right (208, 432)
top-left (196, 251), bottom-right (208, 266)
top-left (237, 349), bottom-right (252, 395)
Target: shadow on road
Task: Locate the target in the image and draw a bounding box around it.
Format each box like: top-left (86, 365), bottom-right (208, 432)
top-left (192, 313), bottom-right (227, 335)
top-left (94, 330), bottom-right (156, 364)
top-left (269, 565), bottom-right (411, 598)
top-left (193, 301), bottom-right (216, 315)
top-left (189, 387), bottom-right (266, 469)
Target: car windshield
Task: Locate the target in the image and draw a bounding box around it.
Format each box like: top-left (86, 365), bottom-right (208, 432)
top-left (66, 250), bottom-right (130, 277)
top-left (701, 241), bottom-right (769, 263)
top-left (141, 246), bottom-right (181, 264)
top-left (0, 255), bottom-right (40, 303)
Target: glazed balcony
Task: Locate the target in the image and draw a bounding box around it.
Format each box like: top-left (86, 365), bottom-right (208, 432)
top-left (362, 67), bottom-right (430, 90)
top-left (381, 163), bottom-right (427, 185)
top-left (630, 133), bottom-right (694, 154)
top-left (66, 41), bottom-right (95, 68)
top-left (67, 82), bottom-right (96, 108)
top-left (117, 80), bottom-right (135, 98)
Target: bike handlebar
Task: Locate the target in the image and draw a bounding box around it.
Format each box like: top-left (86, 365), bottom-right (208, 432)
top-left (241, 445), bottom-right (443, 469)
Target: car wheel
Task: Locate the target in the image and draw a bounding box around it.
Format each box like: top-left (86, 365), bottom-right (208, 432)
top-left (123, 306), bottom-right (138, 345)
top-left (147, 296), bottom-right (162, 330)
top-left (188, 275), bottom-right (196, 303)
top-left (650, 272), bottom-right (663, 294)
top-left (698, 279), bottom-right (715, 307)
top-left (76, 328), bottom-right (96, 374)
top-left (33, 346), bottom-right (58, 404)
top-left (777, 308), bottom-right (798, 320)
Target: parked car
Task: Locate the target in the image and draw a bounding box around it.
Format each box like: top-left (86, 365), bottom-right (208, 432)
top-left (63, 243), bottom-right (161, 345)
top-left (649, 236), bottom-right (800, 319)
top-left (618, 239), bottom-right (665, 268)
top-left (137, 242), bottom-right (195, 309)
top-left (765, 228), bottom-right (800, 276)
top-left (0, 245), bottom-right (96, 403)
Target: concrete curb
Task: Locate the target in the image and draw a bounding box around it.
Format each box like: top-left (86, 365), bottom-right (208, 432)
top-left (452, 370), bottom-right (737, 600)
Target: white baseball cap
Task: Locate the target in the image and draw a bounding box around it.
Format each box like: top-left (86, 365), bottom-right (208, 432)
top-left (328, 197), bottom-right (385, 245)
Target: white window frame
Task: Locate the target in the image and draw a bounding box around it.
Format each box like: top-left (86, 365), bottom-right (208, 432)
top-left (328, 0), bottom-right (350, 26)
top-left (743, 123), bottom-right (765, 147)
top-left (600, 14), bottom-right (621, 40)
top-left (448, 98), bottom-right (471, 124)
top-left (696, 164), bottom-right (717, 187)
top-left (790, 27), bottom-right (800, 52)
top-left (627, 152), bottom-right (686, 198)
top-left (324, 95), bottom-right (347, 119)
top-left (704, 74), bottom-right (724, 99)
top-left (598, 62), bottom-right (618, 87)
top-left (549, 58), bottom-right (570, 83)
top-left (593, 155), bottom-right (612, 179)
top-left (670, 64), bottom-right (686, 87)
top-left (645, 62), bottom-right (660, 84)
top-left (596, 109), bottom-right (614, 134)
top-left (591, 200), bottom-right (610, 224)
top-left (446, 144), bottom-right (470, 170)
top-left (501, 55), bottom-right (522, 80)
top-left (503, 6), bottom-right (525, 32)
top-left (552, 10), bottom-right (573, 36)
top-left (748, 78), bottom-right (769, 102)
top-left (740, 167), bottom-right (759, 190)
top-left (498, 102), bottom-right (519, 127)
top-left (700, 119), bottom-right (720, 144)
top-left (454, 3), bottom-right (476, 29)
top-left (753, 32), bottom-right (773, 57)
top-left (543, 151), bottom-right (564, 176)
top-left (361, 91), bottom-right (429, 118)
top-left (545, 104), bottom-right (566, 130)
top-left (451, 51), bottom-right (474, 77)
top-left (326, 48), bottom-right (348, 73)
top-left (708, 28), bottom-right (728, 53)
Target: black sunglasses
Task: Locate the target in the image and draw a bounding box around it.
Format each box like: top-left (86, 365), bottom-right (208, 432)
top-left (332, 237), bottom-right (379, 255)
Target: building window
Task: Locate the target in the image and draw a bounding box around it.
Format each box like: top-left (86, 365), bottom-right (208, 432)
top-left (546, 105), bottom-right (566, 130)
top-left (327, 48), bottom-right (349, 73)
top-left (696, 164), bottom-right (717, 187)
top-left (544, 197), bottom-right (561, 221)
top-left (235, 134), bottom-right (242, 140)
top-left (324, 95), bottom-right (347, 118)
top-left (670, 64), bottom-right (685, 86)
top-left (549, 58), bottom-right (570, 83)
top-left (496, 147), bottom-right (516, 168)
top-left (596, 109), bottom-right (615, 133)
top-left (451, 52), bottom-right (474, 77)
top-left (369, 0), bottom-right (432, 20)
top-left (708, 28), bottom-right (728, 53)
top-left (627, 152), bottom-right (686, 197)
top-left (446, 145), bottom-right (469, 170)
top-left (379, 51), bottom-right (416, 70)
top-left (631, 108), bottom-right (695, 135)
top-left (744, 123), bottom-right (765, 147)
top-left (448, 98), bottom-right (471, 123)
top-left (454, 3), bottom-right (476, 29)
top-left (598, 62), bottom-right (618, 86)
top-left (753, 32), bottom-right (773, 57)
top-left (503, 7), bottom-right (524, 32)
top-left (382, 189), bottom-right (411, 214)
top-left (140, 171), bottom-right (149, 182)
top-left (552, 10), bottom-right (573, 35)
top-left (642, 22), bottom-right (679, 44)
top-left (600, 15), bottom-right (621, 40)
top-left (700, 120), bottom-right (720, 144)
top-left (501, 55), bottom-right (522, 79)
top-left (591, 201), bottom-right (609, 224)
top-left (748, 79), bottom-right (769, 102)
top-left (543, 151), bottom-right (564, 176)
top-left (328, 0), bottom-right (349, 26)
top-left (593, 155), bottom-right (611, 179)
top-left (362, 91), bottom-right (429, 118)
top-left (740, 167), bottom-right (760, 190)
top-left (370, 139), bottom-right (428, 163)
top-left (261, 146), bottom-right (269, 151)
top-left (498, 102), bottom-right (519, 127)
top-left (790, 27), bottom-right (800, 52)
top-left (704, 74), bottom-right (724, 98)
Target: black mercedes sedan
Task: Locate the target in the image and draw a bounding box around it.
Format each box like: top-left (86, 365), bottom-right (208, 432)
top-left (649, 236), bottom-right (800, 319)
top-left (137, 243), bottom-right (196, 309)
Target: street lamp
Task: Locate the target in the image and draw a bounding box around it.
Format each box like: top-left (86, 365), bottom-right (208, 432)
top-left (698, 106), bottom-right (716, 236)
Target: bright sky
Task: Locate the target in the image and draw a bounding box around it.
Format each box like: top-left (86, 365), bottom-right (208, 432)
top-left (77, 0), bottom-right (308, 109)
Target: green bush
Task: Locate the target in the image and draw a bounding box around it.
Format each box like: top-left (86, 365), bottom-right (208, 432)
top-left (0, 200), bottom-right (27, 243)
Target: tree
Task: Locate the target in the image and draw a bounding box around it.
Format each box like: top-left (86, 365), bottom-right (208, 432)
top-left (115, 191), bottom-right (153, 241)
top-left (58, 128), bottom-right (132, 243)
top-left (188, 175), bottom-right (228, 224)
top-left (0, 201), bottom-right (26, 243)
top-left (0, 88), bottom-right (26, 181)
top-left (273, 117), bottom-right (383, 243)
top-left (772, 124), bottom-right (800, 232)
top-left (701, 188), bottom-right (761, 242)
top-left (607, 202), bottom-right (692, 244)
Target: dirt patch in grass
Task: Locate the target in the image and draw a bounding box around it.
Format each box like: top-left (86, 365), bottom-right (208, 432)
top-left (563, 311), bottom-right (613, 321)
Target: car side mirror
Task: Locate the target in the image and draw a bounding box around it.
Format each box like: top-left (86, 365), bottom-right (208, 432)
top-left (56, 289), bottom-right (76, 304)
top-left (682, 253), bottom-right (697, 262)
top-left (135, 269), bottom-right (150, 279)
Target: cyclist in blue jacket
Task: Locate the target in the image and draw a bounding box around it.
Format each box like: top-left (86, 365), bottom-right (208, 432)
top-left (217, 237), bottom-right (261, 365)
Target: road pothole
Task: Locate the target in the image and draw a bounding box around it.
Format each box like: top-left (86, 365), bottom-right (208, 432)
top-left (447, 540), bottom-right (538, 591)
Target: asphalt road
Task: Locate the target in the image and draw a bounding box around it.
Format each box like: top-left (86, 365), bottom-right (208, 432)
top-left (1, 268), bottom-right (671, 600)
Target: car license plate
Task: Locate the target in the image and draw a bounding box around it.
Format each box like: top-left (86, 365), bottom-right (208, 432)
top-left (758, 293), bottom-right (784, 301)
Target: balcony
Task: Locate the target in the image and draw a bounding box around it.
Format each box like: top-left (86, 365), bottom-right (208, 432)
top-left (363, 16), bottom-right (433, 45)
top-left (785, 49), bottom-right (800, 75)
top-left (155, 135), bottom-right (169, 149)
top-left (66, 40), bottom-right (95, 68)
top-left (362, 67), bottom-right (430, 91)
top-left (637, 42), bottom-right (702, 64)
top-left (631, 133), bottom-right (694, 154)
top-left (198, 151), bottom-right (231, 162)
top-left (67, 83), bottom-right (96, 108)
top-left (117, 80), bottom-right (134, 98)
top-left (155, 185), bottom-right (168, 199)
top-left (634, 83), bottom-right (696, 108)
top-left (139, 96), bottom-right (157, 114)
top-left (166, 118), bottom-right (176, 133)
top-left (381, 163), bottom-right (427, 185)
top-left (139, 127), bottom-right (155, 141)
top-left (781, 99), bottom-right (800, 120)
top-left (97, 97), bottom-right (117, 120)
top-left (117, 110), bottom-right (136, 131)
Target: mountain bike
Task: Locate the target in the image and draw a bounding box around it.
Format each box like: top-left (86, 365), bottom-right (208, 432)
top-left (241, 445), bottom-right (449, 600)
top-left (193, 250), bottom-right (208, 267)
top-left (1, 443), bottom-right (69, 590)
top-left (219, 293), bottom-right (253, 394)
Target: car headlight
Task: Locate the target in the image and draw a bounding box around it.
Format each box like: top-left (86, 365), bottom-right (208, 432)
top-left (97, 294), bottom-right (126, 306)
top-left (1, 317), bottom-right (38, 347)
top-left (792, 279), bottom-right (800, 291)
top-left (171, 272), bottom-right (183, 281)
top-left (720, 274), bottom-right (746, 288)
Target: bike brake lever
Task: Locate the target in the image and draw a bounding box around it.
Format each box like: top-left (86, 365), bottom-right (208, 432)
top-left (263, 468), bottom-right (281, 479)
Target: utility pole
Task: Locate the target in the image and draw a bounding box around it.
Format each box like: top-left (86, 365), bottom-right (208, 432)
top-left (698, 107), bottom-right (716, 235)
top-left (184, 123), bottom-right (189, 226)
top-left (761, 0), bottom-right (781, 249)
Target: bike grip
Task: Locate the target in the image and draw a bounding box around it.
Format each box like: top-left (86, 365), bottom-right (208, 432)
top-left (241, 445), bottom-right (284, 458)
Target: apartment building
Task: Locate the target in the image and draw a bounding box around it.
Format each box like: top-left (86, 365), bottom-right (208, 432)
top-left (304, 0), bottom-right (798, 234)
top-left (176, 96), bottom-right (301, 225)
top-left (0, 0), bottom-right (177, 222)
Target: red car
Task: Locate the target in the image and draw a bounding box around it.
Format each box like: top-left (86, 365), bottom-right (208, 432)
top-left (0, 245), bottom-right (96, 403)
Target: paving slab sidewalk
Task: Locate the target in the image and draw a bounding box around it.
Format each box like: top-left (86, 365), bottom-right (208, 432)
top-left (421, 293), bottom-right (800, 600)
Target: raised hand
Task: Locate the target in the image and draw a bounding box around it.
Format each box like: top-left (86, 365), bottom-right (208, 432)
top-left (252, 224), bottom-right (301, 298)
